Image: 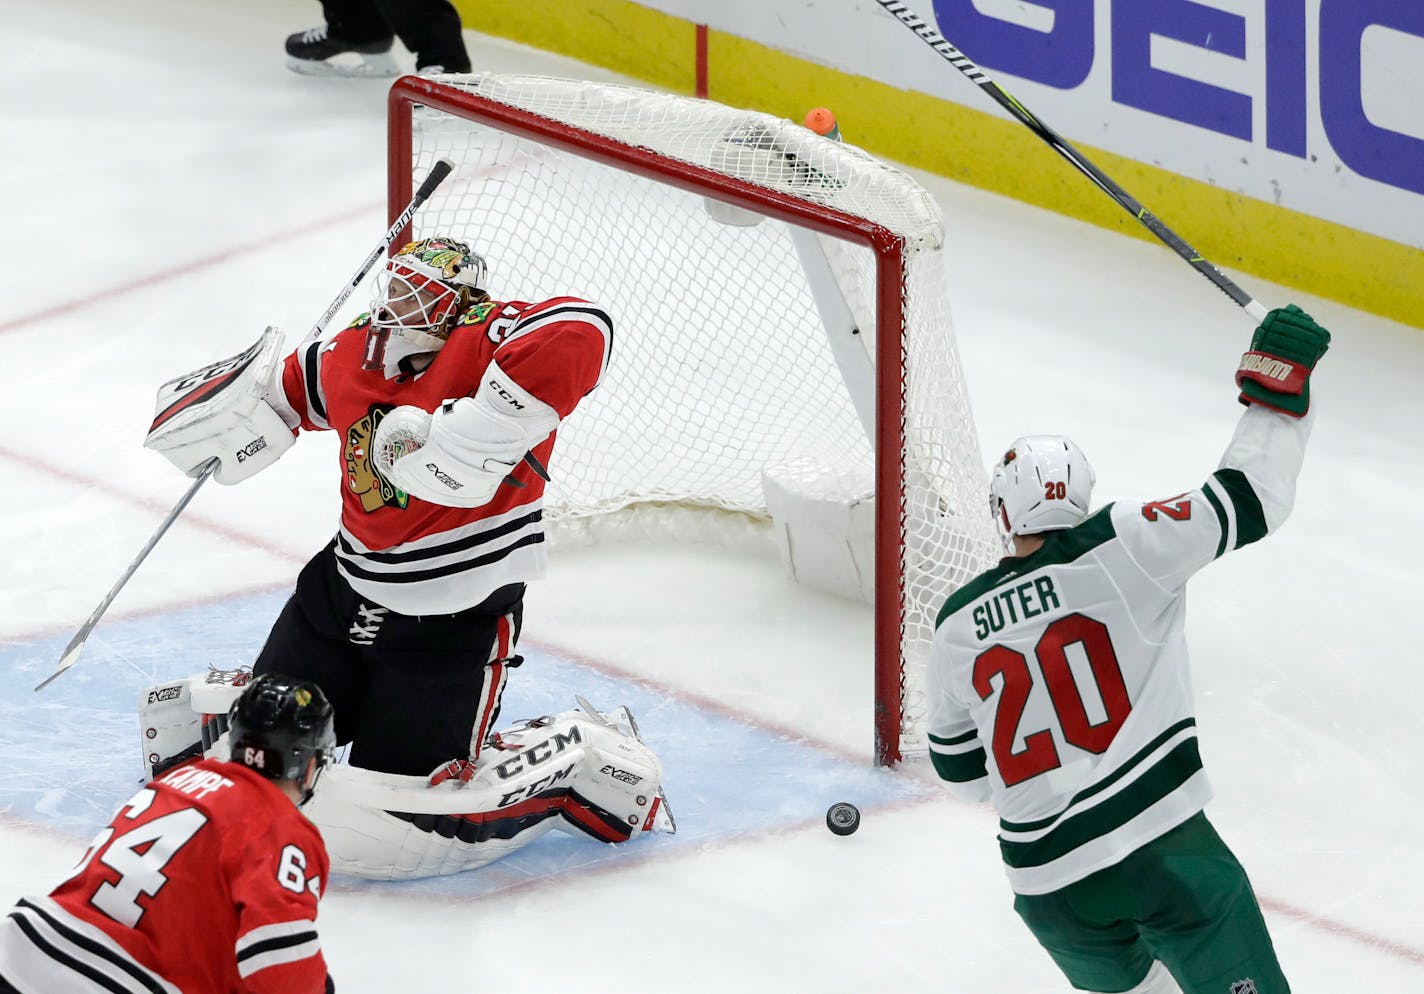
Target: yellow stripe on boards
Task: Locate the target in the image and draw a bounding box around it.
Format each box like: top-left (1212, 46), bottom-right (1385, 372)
top-left (457, 0), bottom-right (696, 93)
top-left (456, 0), bottom-right (1421, 329)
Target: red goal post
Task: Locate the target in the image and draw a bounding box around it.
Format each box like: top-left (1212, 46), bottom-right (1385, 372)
top-left (387, 74), bottom-right (997, 764)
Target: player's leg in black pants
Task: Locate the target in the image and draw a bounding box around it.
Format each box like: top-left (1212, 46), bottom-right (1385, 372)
top-left (316, 0), bottom-right (397, 47)
top-left (253, 541), bottom-right (371, 750)
top-left (369, 0), bottom-right (471, 72)
top-left (346, 585), bottom-right (525, 777)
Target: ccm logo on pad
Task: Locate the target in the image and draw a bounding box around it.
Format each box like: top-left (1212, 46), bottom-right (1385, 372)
top-left (488, 378), bottom-right (525, 410)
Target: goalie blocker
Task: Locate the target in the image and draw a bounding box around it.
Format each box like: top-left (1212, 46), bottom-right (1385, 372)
top-left (138, 671), bottom-right (674, 879)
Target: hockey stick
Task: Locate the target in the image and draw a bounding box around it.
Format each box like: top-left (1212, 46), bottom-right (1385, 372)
top-left (304, 158), bottom-right (453, 348)
top-left (36, 158), bottom-right (455, 692)
top-left (874, 0), bottom-right (1268, 323)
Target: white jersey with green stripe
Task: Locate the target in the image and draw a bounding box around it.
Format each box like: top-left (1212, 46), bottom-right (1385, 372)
top-left (927, 404), bottom-right (1314, 895)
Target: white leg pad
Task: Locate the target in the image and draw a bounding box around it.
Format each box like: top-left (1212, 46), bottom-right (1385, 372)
top-left (303, 703), bottom-right (671, 880)
top-left (302, 766), bottom-right (564, 879)
top-left (137, 679), bottom-right (201, 780)
top-left (560, 708), bottom-right (672, 837)
top-left (136, 669), bottom-right (250, 779)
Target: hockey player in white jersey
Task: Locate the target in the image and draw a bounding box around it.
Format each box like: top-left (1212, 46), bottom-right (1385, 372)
top-left (927, 304), bottom-right (1331, 994)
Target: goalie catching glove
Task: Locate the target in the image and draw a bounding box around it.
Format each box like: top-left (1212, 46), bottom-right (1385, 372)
top-left (1236, 304), bottom-right (1331, 417)
top-left (143, 327), bottom-right (297, 484)
top-left (373, 358), bottom-right (559, 508)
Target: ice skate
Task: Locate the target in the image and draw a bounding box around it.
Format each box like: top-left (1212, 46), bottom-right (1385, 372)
top-left (284, 25), bottom-right (401, 78)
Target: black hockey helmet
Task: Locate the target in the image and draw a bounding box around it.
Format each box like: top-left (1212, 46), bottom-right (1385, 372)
top-left (227, 673), bottom-right (336, 804)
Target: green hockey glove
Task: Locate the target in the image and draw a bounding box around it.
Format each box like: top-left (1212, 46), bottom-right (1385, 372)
top-left (1236, 304), bottom-right (1331, 417)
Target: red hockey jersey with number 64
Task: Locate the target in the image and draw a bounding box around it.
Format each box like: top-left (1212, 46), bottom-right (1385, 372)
top-left (3, 759), bottom-right (332, 994)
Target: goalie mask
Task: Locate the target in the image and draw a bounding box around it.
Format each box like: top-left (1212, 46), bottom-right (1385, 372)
top-left (227, 674), bottom-right (337, 805)
top-left (364, 236), bottom-right (489, 377)
top-left (989, 435), bottom-right (1095, 555)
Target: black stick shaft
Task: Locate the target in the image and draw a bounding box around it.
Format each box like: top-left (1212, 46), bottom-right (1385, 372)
top-left (307, 158), bottom-right (454, 344)
top-left (876, 0), bottom-right (1267, 322)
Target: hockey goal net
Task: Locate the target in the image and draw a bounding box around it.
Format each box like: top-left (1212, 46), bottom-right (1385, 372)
top-left (388, 73), bottom-right (998, 764)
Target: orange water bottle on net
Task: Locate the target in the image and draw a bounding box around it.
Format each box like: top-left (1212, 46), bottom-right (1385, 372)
top-left (804, 106), bottom-right (841, 142)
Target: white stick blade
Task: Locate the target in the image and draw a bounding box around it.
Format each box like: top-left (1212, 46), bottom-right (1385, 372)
top-left (35, 642), bottom-right (83, 691)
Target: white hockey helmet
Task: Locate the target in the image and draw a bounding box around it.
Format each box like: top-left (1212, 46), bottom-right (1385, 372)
top-left (988, 435), bottom-right (1095, 554)
top-left (364, 236), bottom-right (488, 373)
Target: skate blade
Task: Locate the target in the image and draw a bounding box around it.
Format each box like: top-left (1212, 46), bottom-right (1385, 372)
top-left (573, 693), bottom-right (605, 723)
top-left (648, 789), bottom-right (676, 834)
top-left (574, 694), bottom-right (644, 742)
top-left (286, 52), bottom-right (402, 78)
top-left (609, 705), bottom-right (642, 742)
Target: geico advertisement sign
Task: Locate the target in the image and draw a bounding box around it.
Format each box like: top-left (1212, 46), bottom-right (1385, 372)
top-left (653, 0), bottom-right (1423, 247)
top-left (924, 2), bottom-right (1419, 218)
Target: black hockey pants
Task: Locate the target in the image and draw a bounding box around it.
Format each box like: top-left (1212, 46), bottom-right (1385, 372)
top-left (320, 0), bottom-right (471, 71)
top-left (254, 539), bottom-right (524, 777)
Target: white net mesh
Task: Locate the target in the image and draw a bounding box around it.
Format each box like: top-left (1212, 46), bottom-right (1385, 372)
top-left (394, 74), bottom-right (999, 760)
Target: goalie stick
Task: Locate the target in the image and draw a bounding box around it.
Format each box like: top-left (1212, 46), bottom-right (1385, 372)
top-left (35, 159), bottom-right (456, 692)
top-left (874, 0), bottom-right (1268, 323)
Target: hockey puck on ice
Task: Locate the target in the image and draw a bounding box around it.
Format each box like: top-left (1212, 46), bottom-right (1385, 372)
top-left (826, 802), bottom-right (861, 836)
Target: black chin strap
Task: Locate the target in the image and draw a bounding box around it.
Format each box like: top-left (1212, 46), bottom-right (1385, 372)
top-left (394, 351), bottom-right (439, 380)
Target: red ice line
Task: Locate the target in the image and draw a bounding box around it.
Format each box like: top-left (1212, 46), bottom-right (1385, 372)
top-left (0, 203), bottom-right (383, 337)
top-left (0, 156), bottom-right (531, 338)
top-left (0, 439), bottom-right (304, 650)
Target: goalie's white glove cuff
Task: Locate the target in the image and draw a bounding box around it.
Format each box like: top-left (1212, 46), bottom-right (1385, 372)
top-left (373, 359), bottom-right (560, 509)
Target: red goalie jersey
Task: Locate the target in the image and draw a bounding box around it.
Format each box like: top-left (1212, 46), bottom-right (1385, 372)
top-left (1, 758), bottom-right (330, 994)
top-left (274, 297), bottom-right (612, 616)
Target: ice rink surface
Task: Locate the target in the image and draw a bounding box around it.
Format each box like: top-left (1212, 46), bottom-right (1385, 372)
top-left (2, 1), bottom-right (1422, 990)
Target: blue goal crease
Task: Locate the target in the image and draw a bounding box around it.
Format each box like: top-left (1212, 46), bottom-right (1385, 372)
top-left (1, 590), bottom-right (925, 897)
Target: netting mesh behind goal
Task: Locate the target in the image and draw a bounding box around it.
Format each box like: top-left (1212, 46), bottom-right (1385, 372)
top-left (391, 74), bottom-right (999, 761)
